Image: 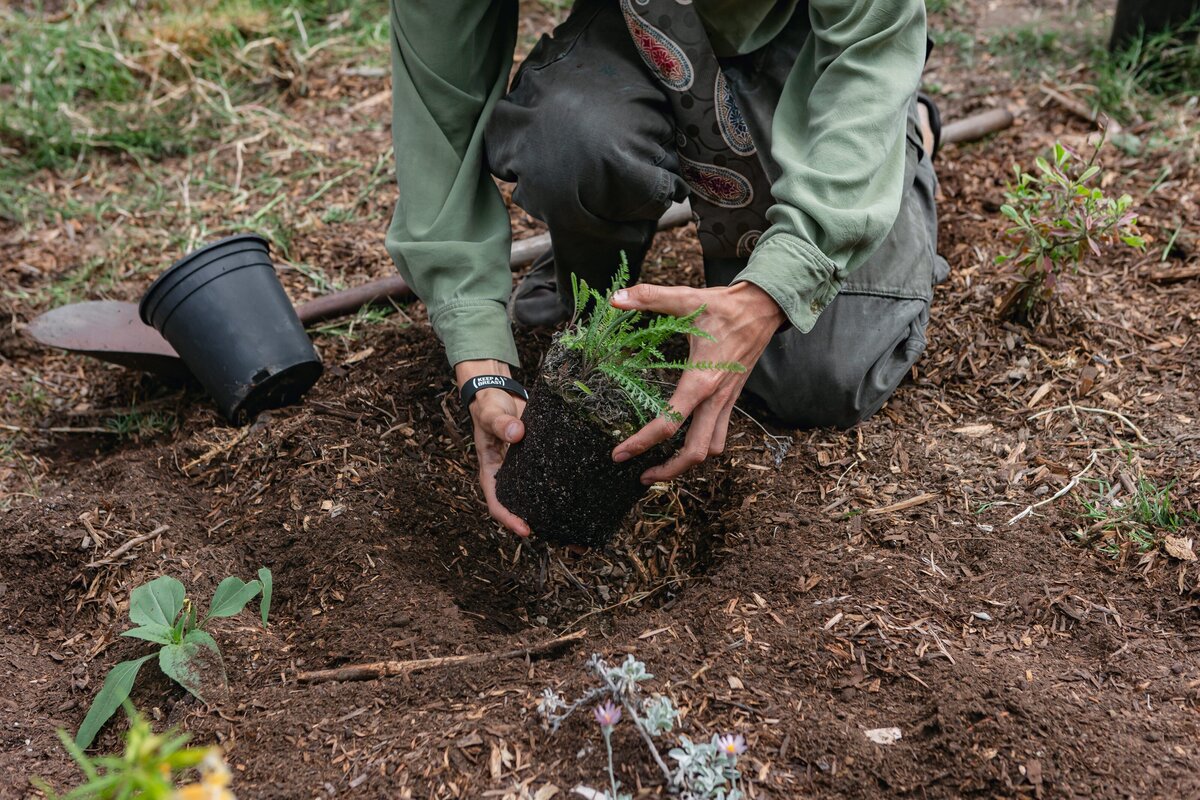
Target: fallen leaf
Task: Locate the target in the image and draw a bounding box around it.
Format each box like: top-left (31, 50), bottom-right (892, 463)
top-left (864, 727), bottom-right (902, 745)
top-left (344, 347), bottom-right (375, 365)
top-left (952, 424), bottom-right (994, 437)
top-left (1077, 365), bottom-right (1098, 396)
top-left (1027, 381), bottom-right (1054, 408)
top-left (1164, 535), bottom-right (1196, 562)
top-left (489, 743), bottom-right (503, 781)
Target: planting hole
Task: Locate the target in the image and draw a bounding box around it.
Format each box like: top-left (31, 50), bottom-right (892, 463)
top-left (438, 464), bottom-right (750, 633)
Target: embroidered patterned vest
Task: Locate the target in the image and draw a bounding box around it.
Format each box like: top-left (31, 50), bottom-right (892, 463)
top-left (619, 0), bottom-right (775, 260)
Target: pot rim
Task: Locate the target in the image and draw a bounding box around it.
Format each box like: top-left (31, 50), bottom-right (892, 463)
top-left (139, 233), bottom-right (270, 325)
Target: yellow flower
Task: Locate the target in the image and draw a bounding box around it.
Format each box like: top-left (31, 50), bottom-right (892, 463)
top-left (172, 749), bottom-right (235, 800)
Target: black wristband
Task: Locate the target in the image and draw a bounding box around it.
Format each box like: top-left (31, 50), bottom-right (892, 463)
top-left (459, 375), bottom-right (528, 408)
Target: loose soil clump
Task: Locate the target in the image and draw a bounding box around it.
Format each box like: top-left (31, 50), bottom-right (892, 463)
top-left (497, 344), bottom-right (677, 549)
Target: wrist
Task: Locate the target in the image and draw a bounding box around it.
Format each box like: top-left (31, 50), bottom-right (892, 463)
top-left (454, 359), bottom-right (513, 390)
top-left (729, 281), bottom-right (786, 327)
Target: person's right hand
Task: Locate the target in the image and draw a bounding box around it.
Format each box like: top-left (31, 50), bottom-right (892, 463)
top-left (455, 359), bottom-right (530, 537)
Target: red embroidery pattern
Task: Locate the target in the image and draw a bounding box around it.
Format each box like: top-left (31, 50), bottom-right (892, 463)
top-left (621, 0), bottom-right (694, 91)
top-left (679, 155), bottom-right (753, 209)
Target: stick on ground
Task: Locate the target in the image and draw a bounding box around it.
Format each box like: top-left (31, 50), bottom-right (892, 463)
top-left (296, 629), bottom-right (587, 684)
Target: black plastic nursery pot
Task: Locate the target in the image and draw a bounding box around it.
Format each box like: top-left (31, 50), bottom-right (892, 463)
top-left (495, 373), bottom-right (676, 549)
top-left (139, 234), bottom-right (323, 424)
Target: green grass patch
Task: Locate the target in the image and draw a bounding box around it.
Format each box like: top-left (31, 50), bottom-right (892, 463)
top-left (308, 304), bottom-right (403, 340)
top-left (104, 409), bottom-right (178, 439)
top-left (985, 10), bottom-right (1200, 126)
top-left (1092, 13), bottom-right (1200, 124)
top-left (1075, 474), bottom-right (1198, 557)
top-left (0, 0), bottom-right (387, 179)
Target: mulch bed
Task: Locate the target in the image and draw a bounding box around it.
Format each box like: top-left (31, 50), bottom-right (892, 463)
top-left (2, 3), bottom-right (1199, 798)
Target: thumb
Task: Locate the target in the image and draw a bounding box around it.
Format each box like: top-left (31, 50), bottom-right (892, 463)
top-left (611, 283), bottom-right (703, 317)
top-left (479, 406), bottom-right (523, 443)
top-left (492, 414), bottom-right (524, 443)
top-left (472, 391), bottom-right (525, 443)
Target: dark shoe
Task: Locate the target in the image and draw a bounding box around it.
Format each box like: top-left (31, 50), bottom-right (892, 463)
top-left (511, 251), bottom-right (572, 328)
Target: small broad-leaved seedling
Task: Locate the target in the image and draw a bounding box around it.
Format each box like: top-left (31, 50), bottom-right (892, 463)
top-left (35, 701), bottom-right (234, 800)
top-left (558, 254), bottom-right (745, 426)
top-left (75, 570), bottom-right (272, 749)
top-left (996, 138), bottom-right (1145, 323)
top-left (538, 654), bottom-right (747, 800)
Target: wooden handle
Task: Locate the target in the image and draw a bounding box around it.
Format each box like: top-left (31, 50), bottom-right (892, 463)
top-left (942, 108), bottom-right (1015, 146)
top-left (294, 275), bottom-right (412, 324)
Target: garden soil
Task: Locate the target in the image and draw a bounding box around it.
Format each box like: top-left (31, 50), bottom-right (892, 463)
top-left (3, 2), bottom-right (1200, 798)
top-left (496, 375), bottom-right (675, 549)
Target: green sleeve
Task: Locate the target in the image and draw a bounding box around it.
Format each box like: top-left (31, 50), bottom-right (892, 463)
top-left (733, 0), bottom-right (927, 332)
top-left (385, 0), bottom-right (521, 367)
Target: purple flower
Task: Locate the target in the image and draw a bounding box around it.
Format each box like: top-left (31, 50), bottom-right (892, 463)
top-left (593, 700), bottom-right (622, 728)
top-left (718, 733), bottom-right (747, 756)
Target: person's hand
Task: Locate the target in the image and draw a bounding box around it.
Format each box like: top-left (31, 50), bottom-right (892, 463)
top-left (455, 359), bottom-right (531, 537)
top-left (610, 282), bottom-right (785, 483)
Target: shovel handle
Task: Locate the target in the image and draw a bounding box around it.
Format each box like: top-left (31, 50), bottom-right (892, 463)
top-left (295, 275), bottom-right (412, 325)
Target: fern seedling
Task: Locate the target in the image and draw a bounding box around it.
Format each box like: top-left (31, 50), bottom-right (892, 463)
top-left (75, 570), bottom-right (273, 749)
top-left (556, 253), bottom-right (744, 426)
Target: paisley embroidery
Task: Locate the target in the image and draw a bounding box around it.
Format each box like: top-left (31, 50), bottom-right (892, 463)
top-left (679, 155), bottom-right (753, 208)
top-left (620, 0), bottom-right (694, 91)
top-left (736, 230), bottom-right (762, 257)
top-left (715, 71), bottom-right (755, 156)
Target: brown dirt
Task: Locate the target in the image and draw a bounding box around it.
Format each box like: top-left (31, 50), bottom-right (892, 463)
top-left (3, 1), bottom-right (1200, 798)
top-left (496, 371), bottom-right (673, 549)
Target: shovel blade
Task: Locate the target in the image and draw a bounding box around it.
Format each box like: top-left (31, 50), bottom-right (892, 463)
top-left (24, 301), bottom-right (190, 378)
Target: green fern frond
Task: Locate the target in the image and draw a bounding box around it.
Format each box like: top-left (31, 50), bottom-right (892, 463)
top-left (557, 253), bottom-right (745, 423)
top-left (648, 360), bottom-right (747, 373)
top-left (598, 362), bottom-right (667, 425)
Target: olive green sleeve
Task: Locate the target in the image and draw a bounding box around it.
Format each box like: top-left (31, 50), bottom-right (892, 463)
top-left (733, 0), bottom-right (927, 332)
top-left (384, 0), bottom-right (521, 367)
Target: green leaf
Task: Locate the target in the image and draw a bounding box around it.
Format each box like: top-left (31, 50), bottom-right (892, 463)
top-left (205, 576), bottom-right (262, 622)
top-left (184, 629), bottom-right (228, 689)
top-left (119, 623), bottom-right (173, 645)
top-left (129, 576), bottom-right (185, 629)
top-left (1035, 156), bottom-right (1052, 175)
top-left (1000, 204), bottom-right (1021, 222)
top-left (257, 567), bottom-right (272, 627)
top-left (75, 654), bottom-right (154, 749)
top-left (159, 642), bottom-right (207, 702)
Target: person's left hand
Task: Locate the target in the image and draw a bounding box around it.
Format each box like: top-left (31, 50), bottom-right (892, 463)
top-left (610, 281), bottom-right (785, 483)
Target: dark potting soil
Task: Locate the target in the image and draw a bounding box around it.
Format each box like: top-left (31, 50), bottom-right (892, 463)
top-left (496, 381), bottom-right (675, 549)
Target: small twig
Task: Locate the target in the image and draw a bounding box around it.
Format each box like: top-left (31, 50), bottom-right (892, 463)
top-left (1029, 404), bottom-right (1150, 444)
top-left (1, 424), bottom-right (117, 434)
top-left (85, 525), bottom-right (169, 568)
top-left (1040, 84), bottom-right (1125, 137)
top-left (182, 428), bottom-right (251, 473)
top-left (1146, 265), bottom-right (1200, 284)
top-left (295, 629), bottom-right (587, 684)
top-left (1006, 452), bottom-right (1100, 526)
top-left (732, 403), bottom-right (793, 467)
top-left (865, 492), bottom-right (938, 517)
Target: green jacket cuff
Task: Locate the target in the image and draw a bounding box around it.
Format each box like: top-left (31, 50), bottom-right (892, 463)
top-left (732, 233), bottom-right (843, 334)
top-left (429, 299), bottom-right (520, 369)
